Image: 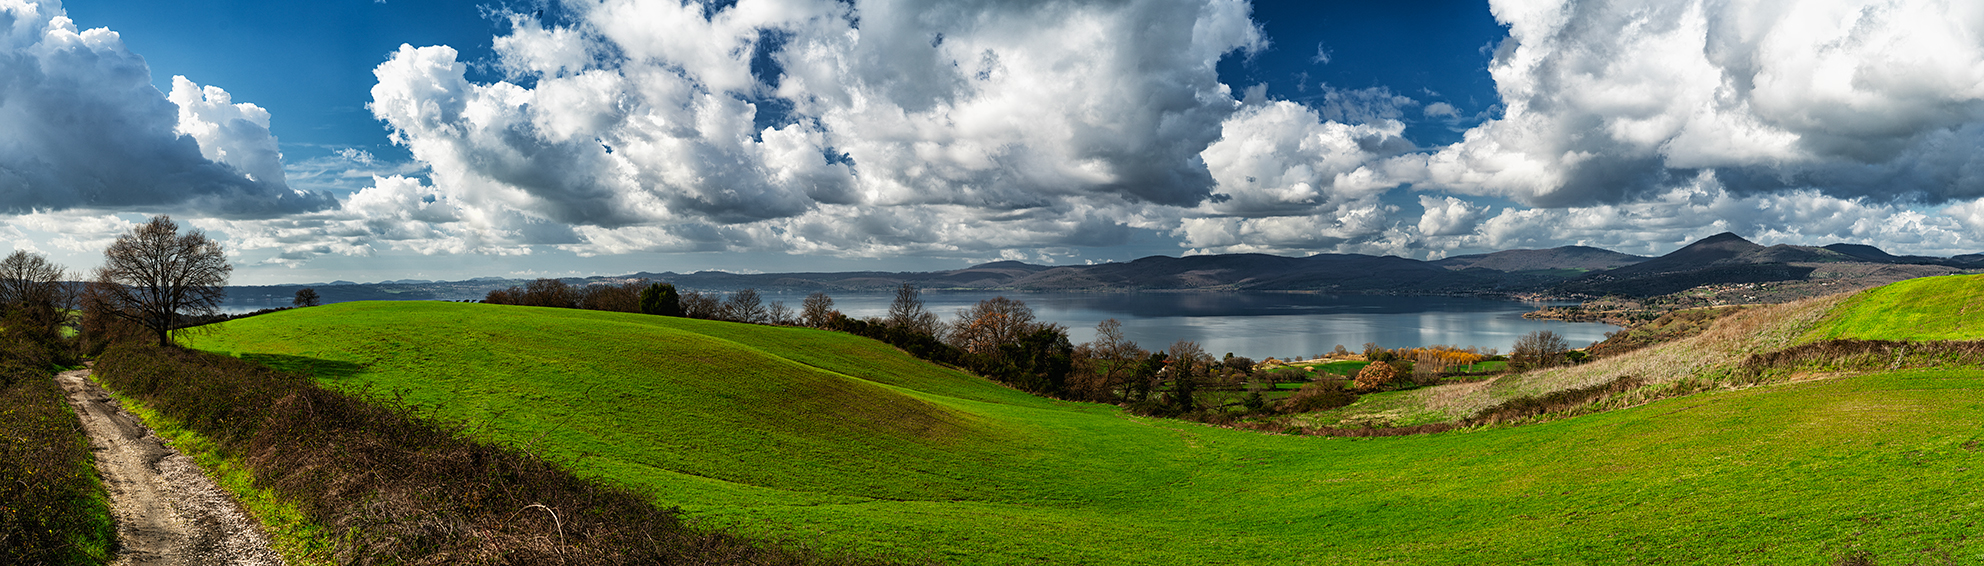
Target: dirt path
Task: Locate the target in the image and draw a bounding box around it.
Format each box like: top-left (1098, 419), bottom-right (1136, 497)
top-left (56, 368), bottom-right (285, 566)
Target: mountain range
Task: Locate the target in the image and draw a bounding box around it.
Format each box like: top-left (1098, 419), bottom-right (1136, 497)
top-left (223, 233), bottom-right (1980, 308)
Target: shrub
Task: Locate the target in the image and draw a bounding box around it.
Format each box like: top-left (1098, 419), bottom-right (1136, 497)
top-left (575, 282), bottom-right (643, 313)
top-left (1280, 379), bottom-right (1355, 413)
top-left (0, 340), bottom-right (113, 565)
top-left (1509, 330), bottom-right (1570, 371)
top-left (1353, 361), bottom-right (1399, 390)
top-left (639, 283), bottom-right (682, 316)
top-left (1464, 376), bottom-right (1646, 425)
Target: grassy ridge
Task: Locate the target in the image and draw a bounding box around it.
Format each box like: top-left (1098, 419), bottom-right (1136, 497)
top-left (1804, 274), bottom-right (1984, 341)
top-left (185, 301), bottom-right (1984, 563)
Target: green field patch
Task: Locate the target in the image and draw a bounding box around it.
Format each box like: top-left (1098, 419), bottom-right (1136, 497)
top-left (188, 301), bottom-right (1984, 564)
top-left (1805, 274), bottom-right (1984, 341)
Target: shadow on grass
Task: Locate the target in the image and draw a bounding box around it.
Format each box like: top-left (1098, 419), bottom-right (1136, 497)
top-left (237, 353), bottom-right (364, 381)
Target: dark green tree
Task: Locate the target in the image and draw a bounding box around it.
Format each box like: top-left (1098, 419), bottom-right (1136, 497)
top-left (639, 282), bottom-right (682, 316)
top-left (293, 287), bottom-right (321, 307)
top-left (995, 325), bottom-right (1074, 395)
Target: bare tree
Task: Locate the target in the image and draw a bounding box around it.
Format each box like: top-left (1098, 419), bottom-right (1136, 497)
top-left (886, 283), bottom-right (942, 335)
top-left (0, 250), bottom-right (73, 343)
top-left (800, 292), bottom-right (835, 327)
top-left (0, 250), bottom-right (71, 314)
top-left (721, 289), bottom-right (768, 323)
top-left (1071, 318), bottom-right (1145, 402)
top-left (679, 291), bottom-right (721, 319)
top-left (766, 300), bottom-right (795, 326)
top-left (521, 278), bottom-right (575, 308)
top-left (92, 216), bottom-right (231, 347)
top-left (1510, 330), bottom-right (1570, 371)
top-left (293, 287), bottom-right (321, 307)
top-left (1164, 340), bottom-right (1210, 412)
top-left (576, 281), bottom-right (643, 312)
top-left (946, 296), bottom-right (1038, 356)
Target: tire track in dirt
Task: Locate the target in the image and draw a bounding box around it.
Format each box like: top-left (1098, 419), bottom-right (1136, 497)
top-left (56, 368), bottom-right (284, 566)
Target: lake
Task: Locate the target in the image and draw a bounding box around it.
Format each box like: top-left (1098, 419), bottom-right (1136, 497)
top-left (223, 290), bottom-right (1616, 360)
top-left (760, 290), bottom-right (1615, 360)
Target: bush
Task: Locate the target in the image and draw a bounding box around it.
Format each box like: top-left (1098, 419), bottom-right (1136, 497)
top-left (1464, 376), bottom-right (1646, 425)
top-left (0, 340), bottom-right (113, 565)
top-left (1280, 379), bottom-right (1355, 413)
top-left (638, 283), bottom-right (681, 316)
top-left (93, 343), bottom-right (882, 566)
top-left (575, 282), bottom-right (643, 313)
top-left (1353, 361), bottom-right (1399, 390)
top-left (1509, 330), bottom-right (1570, 371)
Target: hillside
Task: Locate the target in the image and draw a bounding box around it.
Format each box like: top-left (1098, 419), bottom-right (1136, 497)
top-left (183, 301), bottom-right (1984, 564)
top-left (1310, 273), bottom-right (1984, 429)
top-left (1553, 232), bottom-right (1966, 297)
top-left (1431, 245), bottom-right (1645, 272)
top-left (222, 236), bottom-right (1979, 309)
top-left (1801, 274), bottom-right (1984, 341)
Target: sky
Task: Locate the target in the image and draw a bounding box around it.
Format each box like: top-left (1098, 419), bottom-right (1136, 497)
top-left (6, 0), bottom-right (1984, 285)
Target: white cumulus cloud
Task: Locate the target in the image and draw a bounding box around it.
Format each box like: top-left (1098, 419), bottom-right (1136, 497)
top-left (0, 1), bottom-right (331, 217)
top-left (1403, 0), bottom-right (1984, 206)
top-left (355, 0), bottom-right (1264, 260)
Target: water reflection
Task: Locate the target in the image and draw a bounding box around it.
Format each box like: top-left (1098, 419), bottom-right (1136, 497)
top-left (220, 290), bottom-right (1618, 361)
top-left (769, 291), bottom-right (1616, 360)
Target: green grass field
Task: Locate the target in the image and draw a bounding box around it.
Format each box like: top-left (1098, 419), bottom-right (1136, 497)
top-left (185, 300), bottom-right (1984, 564)
top-left (1804, 274), bottom-right (1984, 341)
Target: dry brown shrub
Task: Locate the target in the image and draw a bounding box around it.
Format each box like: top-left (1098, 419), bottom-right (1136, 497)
top-left (1353, 362), bottom-right (1398, 390)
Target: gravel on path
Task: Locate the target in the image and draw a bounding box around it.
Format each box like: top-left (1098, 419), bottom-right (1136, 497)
top-left (56, 368), bottom-right (286, 566)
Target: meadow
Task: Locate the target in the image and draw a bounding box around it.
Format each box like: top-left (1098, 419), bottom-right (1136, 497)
top-left (182, 277), bottom-right (1984, 564)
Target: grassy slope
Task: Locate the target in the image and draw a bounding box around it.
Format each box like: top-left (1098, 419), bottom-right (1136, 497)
top-left (1803, 273), bottom-right (1984, 341)
top-left (1300, 291), bottom-right (1846, 427)
top-left (187, 301), bottom-right (1984, 564)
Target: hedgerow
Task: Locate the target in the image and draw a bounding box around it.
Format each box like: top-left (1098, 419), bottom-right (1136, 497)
top-left (0, 336), bottom-right (112, 565)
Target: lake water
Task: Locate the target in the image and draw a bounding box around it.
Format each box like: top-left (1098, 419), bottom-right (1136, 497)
top-left (759, 291), bottom-right (1616, 361)
top-left (225, 290), bottom-right (1616, 360)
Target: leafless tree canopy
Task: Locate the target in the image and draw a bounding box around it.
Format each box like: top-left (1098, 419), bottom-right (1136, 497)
top-left (679, 291), bottom-right (722, 319)
top-left (800, 292), bottom-right (835, 327)
top-left (765, 300), bottom-right (795, 326)
top-left (0, 250), bottom-right (70, 314)
top-left (947, 296), bottom-right (1039, 356)
top-left (0, 250), bottom-right (74, 346)
top-left (1070, 318), bottom-right (1147, 402)
top-left (575, 282), bottom-right (643, 313)
top-left (886, 283), bottom-right (943, 335)
top-left (1510, 329), bottom-right (1571, 371)
top-left (92, 216), bottom-right (231, 347)
top-left (720, 289), bottom-right (768, 323)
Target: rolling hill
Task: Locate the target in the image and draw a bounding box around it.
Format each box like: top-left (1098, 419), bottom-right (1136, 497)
top-left (1551, 232), bottom-right (1966, 297)
top-left (1430, 245), bottom-right (1646, 272)
top-left (222, 234), bottom-right (1980, 310)
top-left (182, 297), bottom-right (1984, 564)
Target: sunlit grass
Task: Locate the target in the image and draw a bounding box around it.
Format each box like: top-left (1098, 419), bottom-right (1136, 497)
top-left (184, 301), bottom-right (1984, 564)
top-left (1804, 273), bottom-right (1984, 341)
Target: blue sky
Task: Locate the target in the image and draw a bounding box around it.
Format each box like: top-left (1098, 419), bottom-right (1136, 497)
top-left (7, 0), bottom-right (1984, 284)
